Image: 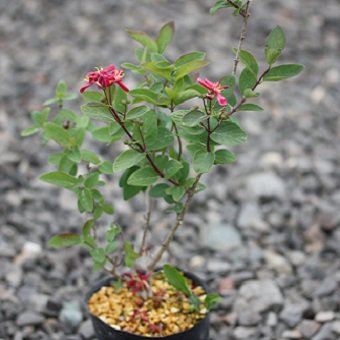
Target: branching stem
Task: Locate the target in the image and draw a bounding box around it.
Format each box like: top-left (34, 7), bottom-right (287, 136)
top-left (147, 174), bottom-right (202, 271)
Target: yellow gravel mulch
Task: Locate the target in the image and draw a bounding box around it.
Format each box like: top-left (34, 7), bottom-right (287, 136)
top-left (87, 272), bottom-right (207, 337)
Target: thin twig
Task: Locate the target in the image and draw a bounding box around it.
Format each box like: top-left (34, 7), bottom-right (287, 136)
top-left (232, 1), bottom-right (251, 76)
top-left (147, 174), bottom-right (202, 271)
top-left (226, 0), bottom-right (248, 17)
top-left (139, 188), bottom-right (153, 256)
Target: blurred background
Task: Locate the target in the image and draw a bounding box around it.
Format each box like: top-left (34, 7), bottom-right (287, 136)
top-left (1, 0), bottom-right (339, 339)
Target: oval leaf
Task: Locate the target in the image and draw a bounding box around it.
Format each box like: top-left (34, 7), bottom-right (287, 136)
top-left (263, 64), bottom-right (304, 81)
top-left (113, 150), bottom-right (145, 172)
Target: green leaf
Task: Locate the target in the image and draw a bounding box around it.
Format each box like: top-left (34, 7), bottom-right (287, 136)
top-left (149, 183), bottom-right (170, 198)
top-left (106, 225), bottom-right (121, 242)
top-left (147, 127), bottom-right (174, 151)
top-left (121, 62), bottom-right (145, 75)
top-left (112, 85), bottom-right (128, 113)
top-left (175, 51), bottom-right (206, 67)
top-left (43, 122), bottom-right (70, 146)
top-left (40, 171), bottom-right (79, 189)
top-left (123, 242), bottom-right (139, 268)
top-left (156, 21), bottom-right (174, 53)
top-left (210, 0), bottom-right (232, 15)
top-left (80, 149), bottom-right (101, 165)
top-left (56, 80), bottom-right (67, 99)
top-left (214, 149), bottom-right (236, 164)
top-left (166, 186), bottom-right (185, 201)
top-left (21, 126), bottom-right (39, 137)
top-left (182, 109), bottom-right (206, 127)
top-left (119, 167), bottom-right (145, 200)
top-left (82, 219), bottom-right (94, 238)
top-left (193, 151), bottom-right (215, 173)
top-left (127, 167), bottom-right (158, 186)
top-left (265, 26), bottom-right (286, 64)
top-left (239, 68), bottom-right (257, 95)
top-left (143, 61), bottom-right (173, 81)
top-left (163, 265), bottom-right (191, 296)
top-left (126, 29), bottom-right (158, 52)
top-left (90, 248), bottom-right (106, 264)
top-left (204, 293), bottom-right (222, 310)
top-left (129, 89), bottom-right (158, 105)
top-left (102, 203), bottom-right (114, 214)
top-left (263, 64), bottom-right (304, 81)
top-left (99, 161), bottom-right (113, 174)
top-left (43, 97), bottom-right (60, 106)
top-left (84, 172), bottom-right (99, 188)
top-left (211, 121), bottom-right (247, 145)
top-left (92, 127), bottom-right (112, 143)
top-left (31, 108), bottom-right (50, 127)
top-left (125, 106), bottom-right (149, 120)
top-left (238, 103), bottom-right (263, 111)
top-left (164, 159), bottom-right (183, 179)
top-left (239, 50), bottom-right (259, 76)
top-left (81, 103), bottom-right (114, 123)
top-left (59, 109), bottom-right (78, 123)
top-left (78, 188), bottom-right (93, 212)
top-left (112, 150), bottom-right (145, 172)
top-left (81, 90), bottom-right (104, 102)
top-left (175, 60), bottom-right (209, 81)
top-left (243, 89), bottom-right (260, 98)
top-left (48, 233), bottom-right (81, 248)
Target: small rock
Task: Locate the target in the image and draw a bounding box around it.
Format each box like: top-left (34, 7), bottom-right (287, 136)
top-left (233, 326), bottom-right (258, 339)
top-left (282, 330), bottom-right (302, 339)
top-left (218, 277), bottom-right (235, 294)
top-left (16, 312), bottom-right (44, 326)
top-left (246, 172), bottom-right (286, 199)
top-left (314, 278), bottom-right (337, 297)
top-left (312, 323), bottom-right (334, 340)
top-left (239, 279), bottom-right (283, 312)
top-left (237, 202), bottom-right (269, 232)
top-left (259, 152), bottom-right (284, 169)
top-left (298, 320), bottom-right (320, 338)
top-left (59, 300), bottom-right (83, 333)
top-left (331, 320), bottom-right (340, 335)
top-left (267, 312), bottom-right (278, 327)
top-left (78, 319), bottom-right (94, 339)
top-left (287, 251), bottom-right (306, 266)
top-left (15, 241), bottom-right (42, 265)
top-left (206, 259), bottom-right (231, 273)
top-left (264, 250), bottom-right (292, 274)
top-left (6, 267), bottom-right (23, 287)
top-left (200, 223), bottom-right (242, 252)
top-left (315, 311), bottom-right (335, 322)
top-left (189, 255), bottom-right (205, 268)
top-left (237, 310), bottom-right (262, 327)
top-left (280, 304), bottom-right (304, 327)
top-left (45, 298), bottom-right (62, 317)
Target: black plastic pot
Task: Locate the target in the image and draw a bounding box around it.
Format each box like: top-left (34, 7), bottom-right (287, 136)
top-left (85, 271), bottom-right (210, 340)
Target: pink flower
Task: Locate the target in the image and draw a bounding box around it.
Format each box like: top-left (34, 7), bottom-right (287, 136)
top-left (197, 78), bottom-right (228, 106)
top-left (80, 64), bottom-right (129, 93)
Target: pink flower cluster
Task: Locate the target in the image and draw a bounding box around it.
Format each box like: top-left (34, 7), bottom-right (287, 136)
top-left (80, 64), bottom-right (129, 93)
top-left (197, 78), bottom-right (228, 106)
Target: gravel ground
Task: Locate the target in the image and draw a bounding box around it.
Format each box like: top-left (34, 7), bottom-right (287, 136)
top-left (1, 0), bottom-right (340, 339)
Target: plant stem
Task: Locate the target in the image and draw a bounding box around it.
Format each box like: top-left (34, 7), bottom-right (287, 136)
top-left (230, 66), bottom-right (270, 116)
top-left (147, 174), bottom-right (202, 271)
top-left (226, 0), bottom-right (248, 17)
top-left (139, 189), bottom-right (153, 256)
top-left (232, 1), bottom-right (251, 76)
top-left (106, 104), bottom-right (179, 186)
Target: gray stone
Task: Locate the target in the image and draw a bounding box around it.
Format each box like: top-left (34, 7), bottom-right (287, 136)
top-left (239, 279), bottom-right (283, 312)
top-left (298, 320), bottom-right (320, 338)
top-left (206, 259), bottom-right (231, 273)
top-left (16, 312), bottom-right (44, 326)
top-left (280, 304), bottom-right (304, 327)
top-left (282, 330), bottom-right (302, 339)
top-left (79, 319), bottom-right (94, 339)
top-left (237, 310), bottom-right (262, 326)
top-left (5, 267), bottom-right (23, 287)
top-left (314, 278), bottom-right (338, 297)
top-left (312, 323), bottom-right (335, 340)
top-left (246, 172), bottom-right (286, 199)
top-left (59, 300), bottom-right (83, 333)
top-left (237, 202), bottom-right (269, 232)
top-left (267, 312), bottom-right (278, 327)
top-left (200, 222), bottom-right (242, 251)
top-left (332, 321), bottom-right (340, 335)
top-left (315, 311), bottom-right (335, 323)
top-left (264, 250), bottom-right (293, 274)
top-left (233, 326), bottom-right (258, 339)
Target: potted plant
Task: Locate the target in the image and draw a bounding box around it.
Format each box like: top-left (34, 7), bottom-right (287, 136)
top-left (22, 1), bottom-right (303, 339)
